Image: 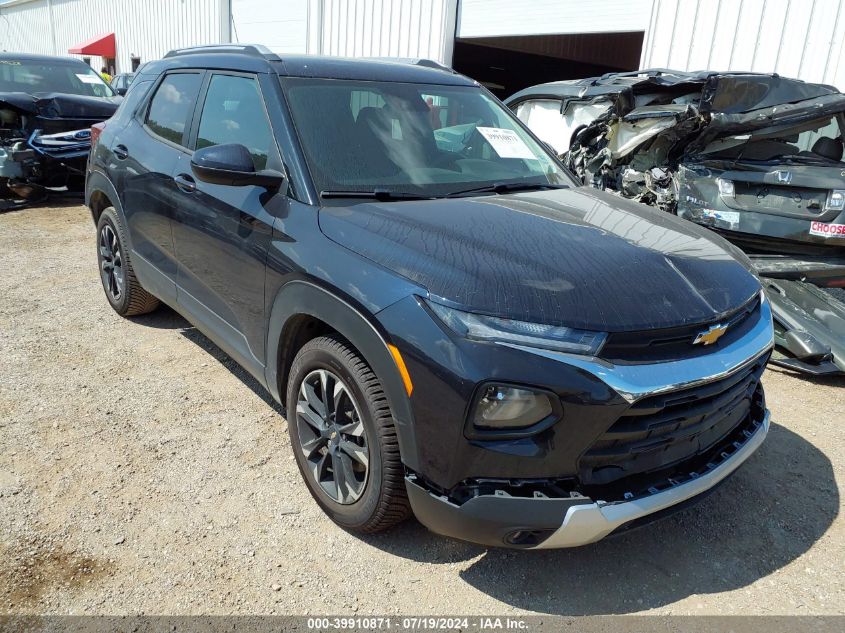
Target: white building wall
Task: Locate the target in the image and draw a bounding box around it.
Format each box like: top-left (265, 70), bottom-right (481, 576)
top-left (0, 0), bottom-right (53, 56)
top-left (320, 0), bottom-right (458, 64)
top-left (2, 0), bottom-right (844, 90)
top-left (232, 0), bottom-right (458, 63)
top-left (457, 0), bottom-right (653, 37)
top-left (641, 0), bottom-right (845, 89)
top-left (230, 0), bottom-right (312, 54)
top-left (0, 0), bottom-right (228, 73)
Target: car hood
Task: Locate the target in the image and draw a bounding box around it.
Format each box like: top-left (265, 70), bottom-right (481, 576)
top-left (319, 187), bottom-right (761, 332)
top-left (0, 91), bottom-right (120, 119)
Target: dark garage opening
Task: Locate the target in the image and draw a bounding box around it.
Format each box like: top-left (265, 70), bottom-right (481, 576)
top-left (452, 32), bottom-right (645, 99)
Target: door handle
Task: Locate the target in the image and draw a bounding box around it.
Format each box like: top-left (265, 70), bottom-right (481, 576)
top-left (174, 173), bottom-right (196, 193)
top-left (113, 144), bottom-right (129, 160)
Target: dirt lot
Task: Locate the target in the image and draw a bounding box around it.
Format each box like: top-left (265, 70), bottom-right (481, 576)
top-left (1, 203), bottom-right (843, 616)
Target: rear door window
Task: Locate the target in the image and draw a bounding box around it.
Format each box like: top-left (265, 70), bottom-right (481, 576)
top-left (195, 73), bottom-right (273, 170)
top-left (145, 72), bottom-right (203, 147)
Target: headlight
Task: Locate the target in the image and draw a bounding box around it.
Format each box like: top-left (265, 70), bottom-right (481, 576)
top-left (427, 300), bottom-right (607, 355)
top-left (826, 190), bottom-right (845, 211)
top-left (717, 178), bottom-right (735, 197)
top-left (472, 384), bottom-right (554, 430)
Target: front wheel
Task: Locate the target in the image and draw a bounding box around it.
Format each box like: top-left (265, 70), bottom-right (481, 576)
top-left (286, 335), bottom-right (410, 533)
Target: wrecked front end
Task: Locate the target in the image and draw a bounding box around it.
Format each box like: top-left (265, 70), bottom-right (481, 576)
top-left (681, 155), bottom-right (845, 374)
top-left (508, 71), bottom-right (845, 376)
top-left (0, 92), bottom-right (119, 207)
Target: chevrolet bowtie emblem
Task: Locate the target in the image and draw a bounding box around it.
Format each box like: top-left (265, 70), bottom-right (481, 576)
top-left (693, 323), bottom-right (729, 345)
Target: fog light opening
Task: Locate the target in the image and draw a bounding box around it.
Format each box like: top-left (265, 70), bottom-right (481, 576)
top-left (473, 384), bottom-right (553, 430)
top-left (504, 529), bottom-right (555, 547)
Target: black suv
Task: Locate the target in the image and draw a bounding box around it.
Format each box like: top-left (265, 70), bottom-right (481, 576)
top-left (86, 45), bottom-right (774, 549)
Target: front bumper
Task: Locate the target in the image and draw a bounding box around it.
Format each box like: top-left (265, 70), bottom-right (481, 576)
top-left (406, 409), bottom-right (770, 549)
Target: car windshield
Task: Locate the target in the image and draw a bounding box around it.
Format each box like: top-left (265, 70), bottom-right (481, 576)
top-left (282, 78), bottom-right (574, 197)
top-left (702, 113), bottom-right (845, 165)
top-left (0, 59), bottom-right (114, 98)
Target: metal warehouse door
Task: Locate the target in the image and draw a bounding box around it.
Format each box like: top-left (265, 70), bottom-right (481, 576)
top-left (453, 0), bottom-right (652, 98)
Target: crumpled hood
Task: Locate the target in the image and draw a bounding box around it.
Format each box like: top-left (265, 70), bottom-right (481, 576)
top-left (0, 91), bottom-right (120, 119)
top-left (319, 187), bottom-right (761, 332)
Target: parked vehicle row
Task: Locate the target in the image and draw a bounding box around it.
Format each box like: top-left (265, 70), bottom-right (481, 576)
top-left (507, 70), bottom-right (845, 376)
top-left (110, 72), bottom-right (136, 96)
top-left (84, 46), bottom-right (774, 548)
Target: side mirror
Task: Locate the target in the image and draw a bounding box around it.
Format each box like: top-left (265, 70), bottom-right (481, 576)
top-left (191, 143), bottom-right (285, 189)
top-left (114, 87), bottom-right (128, 96)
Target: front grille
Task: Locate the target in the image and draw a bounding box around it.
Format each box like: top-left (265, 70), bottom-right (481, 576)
top-left (578, 353), bottom-right (768, 493)
top-left (600, 294), bottom-right (761, 364)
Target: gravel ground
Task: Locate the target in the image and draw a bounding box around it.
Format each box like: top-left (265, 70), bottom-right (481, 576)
top-left (1, 203), bottom-right (843, 616)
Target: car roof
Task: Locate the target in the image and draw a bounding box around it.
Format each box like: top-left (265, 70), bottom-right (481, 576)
top-left (278, 55), bottom-right (474, 85)
top-left (0, 52), bottom-right (89, 66)
top-left (141, 44), bottom-right (476, 86)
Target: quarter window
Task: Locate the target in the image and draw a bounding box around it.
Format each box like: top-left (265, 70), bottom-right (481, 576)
top-left (196, 74), bottom-right (273, 170)
top-left (145, 73), bottom-right (203, 146)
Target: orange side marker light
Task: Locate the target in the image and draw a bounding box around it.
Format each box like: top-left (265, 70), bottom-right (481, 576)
top-left (387, 344), bottom-right (413, 396)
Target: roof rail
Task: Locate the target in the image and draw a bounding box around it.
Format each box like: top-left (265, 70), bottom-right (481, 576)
top-left (164, 44), bottom-right (281, 62)
top-left (365, 57), bottom-right (456, 73)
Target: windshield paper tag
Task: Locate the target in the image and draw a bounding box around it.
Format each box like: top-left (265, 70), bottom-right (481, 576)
top-left (810, 221), bottom-right (845, 238)
top-left (477, 127), bottom-right (535, 159)
top-left (76, 73), bottom-right (102, 84)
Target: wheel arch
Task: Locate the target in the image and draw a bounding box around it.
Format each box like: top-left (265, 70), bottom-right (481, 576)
top-left (266, 280), bottom-right (420, 471)
top-left (86, 171), bottom-right (134, 250)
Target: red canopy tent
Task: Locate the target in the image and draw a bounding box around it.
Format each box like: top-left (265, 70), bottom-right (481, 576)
top-left (68, 32), bottom-right (116, 58)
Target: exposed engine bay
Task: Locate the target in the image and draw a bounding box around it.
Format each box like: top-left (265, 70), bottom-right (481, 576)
top-left (507, 70), bottom-right (845, 376)
top-left (0, 56), bottom-right (120, 208)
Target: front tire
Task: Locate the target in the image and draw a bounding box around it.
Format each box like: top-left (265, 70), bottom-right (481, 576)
top-left (96, 207), bottom-right (159, 316)
top-left (286, 335), bottom-right (410, 533)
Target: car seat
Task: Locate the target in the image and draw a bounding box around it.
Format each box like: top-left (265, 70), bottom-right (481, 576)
top-left (811, 136), bottom-right (844, 161)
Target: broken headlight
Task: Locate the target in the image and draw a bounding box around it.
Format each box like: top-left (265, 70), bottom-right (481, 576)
top-left (717, 178), bottom-right (735, 197)
top-left (426, 300), bottom-right (607, 355)
top-left (826, 190), bottom-right (845, 211)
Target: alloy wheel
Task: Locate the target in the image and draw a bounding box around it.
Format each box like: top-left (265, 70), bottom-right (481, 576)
top-left (99, 224), bottom-right (125, 302)
top-left (295, 369), bottom-right (370, 504)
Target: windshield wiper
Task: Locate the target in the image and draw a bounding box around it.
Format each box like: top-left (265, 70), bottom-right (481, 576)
top-left (320, 189), bottom-right (434, 201)
top-left (444, 182), bottom-right (568, 198)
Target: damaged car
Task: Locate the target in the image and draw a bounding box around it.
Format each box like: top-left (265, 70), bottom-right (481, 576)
top-left (507, 70), bottom-right (845, 376)
top-left (0, 53), bottom-right (120, 207)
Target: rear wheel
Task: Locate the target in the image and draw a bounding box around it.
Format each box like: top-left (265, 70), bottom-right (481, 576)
top-left (96, 207), bottom-right (159, 316)
top-left (286, 335), bottom-right (410, 532)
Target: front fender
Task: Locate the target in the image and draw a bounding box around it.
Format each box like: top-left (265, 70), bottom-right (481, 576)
top-left (265, 280), bottom-right (420, 471)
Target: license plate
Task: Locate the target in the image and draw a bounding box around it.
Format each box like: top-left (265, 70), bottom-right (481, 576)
top-left (810, 221), bottom-right (845, 238)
